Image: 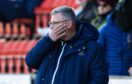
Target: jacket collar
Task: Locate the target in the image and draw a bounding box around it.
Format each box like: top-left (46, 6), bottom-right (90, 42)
top-left (64, 20), bottom-right (99, 47)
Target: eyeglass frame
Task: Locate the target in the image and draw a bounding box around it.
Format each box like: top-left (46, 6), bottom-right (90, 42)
top-left (48, 19), bottom-right (70, 26)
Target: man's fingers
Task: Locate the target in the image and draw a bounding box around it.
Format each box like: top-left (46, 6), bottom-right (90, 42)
top-left (57, 32), bottom-right (66, 38)
top-left (53, 26), bottom-right (66, 35)
top-left (49, 24), bottom-right (67, 41)
top-left (53, 24), bottom-right (66, 32)
top-left (56, 27), bottom-right (66, 35)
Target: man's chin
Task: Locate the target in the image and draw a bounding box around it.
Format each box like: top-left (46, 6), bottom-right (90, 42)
top-left (60, 37), bottom-right (68, 41)
top-left (60, 39), bottom-right (67, 41)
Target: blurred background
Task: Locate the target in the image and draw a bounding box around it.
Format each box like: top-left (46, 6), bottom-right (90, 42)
top-left (0, 0), bottom-right (132, 84)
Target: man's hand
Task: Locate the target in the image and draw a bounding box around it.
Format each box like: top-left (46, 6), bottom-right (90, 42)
top-left (49, 25), bottom-right (67, 42)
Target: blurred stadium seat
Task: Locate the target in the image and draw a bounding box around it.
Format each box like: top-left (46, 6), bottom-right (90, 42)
top-left (0, 39), bottom-right (37, 74)
top-left (0, 22), bottom-right (4, 38)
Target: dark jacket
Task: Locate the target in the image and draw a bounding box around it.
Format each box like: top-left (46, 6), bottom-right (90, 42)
top-left (25, 21), bottom-right (108, 84)
top-left (98, 14), bottom-right (132, 75)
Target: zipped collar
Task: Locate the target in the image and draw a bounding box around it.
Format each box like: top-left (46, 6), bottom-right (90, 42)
top-left (63, 21), bottom-right (99, 47)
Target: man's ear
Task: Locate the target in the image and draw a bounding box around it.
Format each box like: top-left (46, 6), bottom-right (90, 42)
top-left (67, 20), bottom-right (73, 29)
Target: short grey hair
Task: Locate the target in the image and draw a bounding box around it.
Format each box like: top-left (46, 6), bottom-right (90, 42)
top-left (51, 6), bottom-right (76, 21)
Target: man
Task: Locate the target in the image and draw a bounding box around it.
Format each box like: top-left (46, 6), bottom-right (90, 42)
top-left (92, 0), bottom-right (118, 29)
top-left (25, 6), bottom-right (108, 84)
top-left (98, 0), bottom-right (132, 75)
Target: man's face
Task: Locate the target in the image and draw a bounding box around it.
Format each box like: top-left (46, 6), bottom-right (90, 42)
top-left (97, 1), bottom-right (112, 15)
top-left (49, 13), bottom-right (67, 29)
top-left (49, 13), bottom-right (69, 40)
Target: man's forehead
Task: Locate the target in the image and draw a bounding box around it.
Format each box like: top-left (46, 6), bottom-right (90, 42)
top-left (50, 13), bottom-right (64, 22)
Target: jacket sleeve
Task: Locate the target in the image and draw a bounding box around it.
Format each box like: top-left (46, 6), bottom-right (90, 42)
top-left (90, 43), bottom-right (109, 84)
top-left (25, 35), bottom-right (55, 69)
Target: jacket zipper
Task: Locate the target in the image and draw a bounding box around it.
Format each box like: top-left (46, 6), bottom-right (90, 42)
top-left (51, 43), bottom-right (66, 84)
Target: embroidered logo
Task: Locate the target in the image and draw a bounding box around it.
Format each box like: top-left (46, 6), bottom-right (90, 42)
top-left (77, 47), bottom-right (86, 56)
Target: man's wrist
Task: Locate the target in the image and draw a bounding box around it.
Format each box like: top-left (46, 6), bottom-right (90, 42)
top-left (48, 33), bottom-right (57, 42)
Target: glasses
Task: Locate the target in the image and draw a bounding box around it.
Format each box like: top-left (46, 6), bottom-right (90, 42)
top-left (49, 20), bottom-right (69, 26)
